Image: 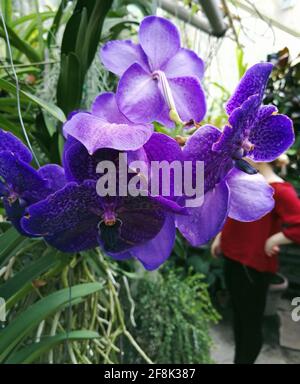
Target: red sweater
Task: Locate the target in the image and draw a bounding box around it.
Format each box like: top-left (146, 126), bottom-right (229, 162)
top-left (221, 182), bottom-right (300, 273)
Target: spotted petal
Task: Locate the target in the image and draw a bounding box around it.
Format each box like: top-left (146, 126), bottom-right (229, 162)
top-left (21, 181), bottom-right (102, 247)
top-left (0, 151), bottom-right (48, 203)
top-left (38, 164), bottom-right (66, 192)
top-left (63, 139), bottom-right (120, 183)
top-left (91, 92), bottom-right (129, 124)
top-left (248, 114), bottom-right (294, 162)
top-left (63, 111), bottom-right (153, 154)
top-left (143, 132), bottom-right (184, 199)
top-left (226, 62), bottom-right (273, 115)
top-left (0, 129), bottom-right (32, 163)
top-left (213, 95), bottom-right (261, 153)
top-left (183, 125), bottom-right (233, 193)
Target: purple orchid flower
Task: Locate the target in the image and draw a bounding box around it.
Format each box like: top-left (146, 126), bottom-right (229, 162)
top-left (0, 129), bottom-right (66, 234)
top-left (176, 63), bottom-right (294, 246)
top-left (213, 63), bottom-right (294, 163)
top-left (100, 16), bottom-right (206, 127)
top-left (21, 133), bottom-right (185, 270)
top-left (63, 92), bottom-right (153, 155)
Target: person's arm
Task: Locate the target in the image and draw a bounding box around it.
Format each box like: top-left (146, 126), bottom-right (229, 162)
top-left (265, 232), bottom-right (292, 257)
top-left (265, 184), bottom-right (300, 257)
top-left (211, 232), bottom-right (222, 258)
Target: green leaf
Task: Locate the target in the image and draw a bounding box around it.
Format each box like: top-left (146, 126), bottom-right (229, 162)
top-left (0, 282), bottom-right (102, 362)
top-left (0, 78), bottom-right (66, 122)
top-left (0, 114), bottom-right (20, 135)
top-left (0, 23), bottom-right (42, 63)
top-left (11, 12), bottom-right (55, 27)
top-left (57, 0), bottom-right (113, 114)
top-left (0, 249), bottom-right (64, 304)
top-left (236, 47), bottom-right (248, 79)
top-left (56, 52), bottom-right (82, 115)
top-left (5, 330), bottom-right (99, 364)
top-left (0, 227), bottom-right (23, 266)
top-left (22, 91), bottom-right (66, 122)
top-left (47, 1), bottom-right (69, 47)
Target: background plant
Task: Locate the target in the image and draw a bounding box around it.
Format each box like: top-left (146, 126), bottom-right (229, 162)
top-left (122, 267), bottom-right (220, 364)
top-left (265, 47), bottom-right (300, 189)
top-left (0, 0), bottom-right (218, 364)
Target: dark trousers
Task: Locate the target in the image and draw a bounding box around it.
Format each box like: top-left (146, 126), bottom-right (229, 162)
top-left (224, 257), bottom-right (272, 364)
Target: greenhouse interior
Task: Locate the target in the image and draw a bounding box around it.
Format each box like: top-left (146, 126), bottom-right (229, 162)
top-left (0, 0), bottom-right (300, 367)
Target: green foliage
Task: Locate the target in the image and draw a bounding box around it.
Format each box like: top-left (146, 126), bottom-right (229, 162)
top-left (5, 330), bottom-right (100, 364)
top-left (123, 268), bottom-right (220, 364)
top-left (236, 46), bottom-right (247, 79)
top-left (0, 282), bottom-right (102, 362)
top-left (265, 48), bottom-right (300, 187)
top-left (57, 0), bottom-right (113, 115)
top-left (0, 0), bottom-right (220, 364)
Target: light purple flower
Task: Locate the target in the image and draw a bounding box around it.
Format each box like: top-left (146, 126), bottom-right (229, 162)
top-left (63, 92), bottom-right (153, 155)
top-left (100, 16), bottom-right (206, 127)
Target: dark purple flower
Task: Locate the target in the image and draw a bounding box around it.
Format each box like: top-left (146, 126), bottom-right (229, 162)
top-left (176, 63), bottom-right (294, 245)
top-left (21, 182), bottom-right (184, 270)
top-left (21, 133), bottom-right (185, 270)
top-left (0, 129), bottom-right (32, 163)
top-left (63, 92), bottom-right (153, 155)
top-left (176, 125), bottom-right (275, 245)
top-left (0, 129), bottom-right (66, 234)
top-left (100, 16), bottom-right (206, 127)
top-left (213, 63), bottom-right (294, 162)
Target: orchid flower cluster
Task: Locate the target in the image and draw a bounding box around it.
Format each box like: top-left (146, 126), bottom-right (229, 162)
top-left (0, 16), bottom-right (294, 270)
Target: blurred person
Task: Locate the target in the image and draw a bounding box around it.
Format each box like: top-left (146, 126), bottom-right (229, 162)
top-left (211, 155), bottom-right (300, 364)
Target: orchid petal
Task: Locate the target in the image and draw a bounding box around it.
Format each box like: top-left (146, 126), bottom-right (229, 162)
top-left (226, 168), bottom-right (274, 221)
top-left (91, 92), bottom-right (129, 124)
top-left (163, 48), bottom-right (204, 79)
top-left (139, 16), bottom-right (180, 70)
top-left (38, 164), bottom-right (66, 192)
top-left (248, 114), bottom-right (294, 162)
top-left (117, 63), bottom-right (164, 123)
top-left (63, 111), bottom-right (153, 154)
top-left (168, 76), bottom-right (206, 124)
top-left (0, 129), bottom-right (32, 163)
top-left (226, 62), bottom-right (273, 115)
top-left (132, 214), bottom-right (176, 270)
top-left (176, 180), bottom-right (230, 246)
top-left (100, 40), bottom-right (149, 76)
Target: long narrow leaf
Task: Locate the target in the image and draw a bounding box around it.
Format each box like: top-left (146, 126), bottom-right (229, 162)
top-left (0, 78), bottom-right (66, 122)
top-left (0, 282), bottom-right (102, 362)
top-left (0, 227), bottom-right (23, 266)
top-left (0, 250), bottom-right (61, 302)
top-left (5, 330), bottom-right (99, 364)
top-left (0, 23), bottom-right (42, 62)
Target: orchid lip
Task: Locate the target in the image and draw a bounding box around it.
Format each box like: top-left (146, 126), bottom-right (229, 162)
top-left (152, 70), bottom-right (184, 125)
top-left (102, 209), bottom-right (117, 226)
top-left (152, 70), bottom-right (176, 111)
